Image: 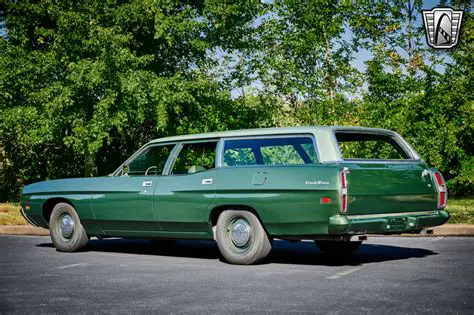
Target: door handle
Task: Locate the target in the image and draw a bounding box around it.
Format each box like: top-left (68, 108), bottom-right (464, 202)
top-left (202, 178), bottom-right (213, 185)
top-left (142, 181), bottom-right (153, 187)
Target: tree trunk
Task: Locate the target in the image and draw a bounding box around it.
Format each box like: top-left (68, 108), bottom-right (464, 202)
top-left (84, 151), bottom-right (97, 177)
top-left (325, 35), bottom-right (333, 98)
top-left (406, 1), bottom-right (414, 74)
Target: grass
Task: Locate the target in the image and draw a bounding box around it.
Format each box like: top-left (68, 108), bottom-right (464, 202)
top-left (0, 203), bottom-right (27, 225)
top-left (446, 198), bottom-right (474, 224)
top-left (0, 198), bottom-right (473, 226)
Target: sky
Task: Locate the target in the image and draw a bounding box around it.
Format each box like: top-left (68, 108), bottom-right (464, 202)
top-left (229, 0), bottom-right (456, 98)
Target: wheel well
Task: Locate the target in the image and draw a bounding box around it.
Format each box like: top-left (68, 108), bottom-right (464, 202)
top-left (42, 198), bottom-right (73, 225)
top-left (209, 205), bottom-right (265, 228)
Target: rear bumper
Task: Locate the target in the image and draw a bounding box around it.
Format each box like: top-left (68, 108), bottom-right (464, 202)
top-left (329, 210), bottom-right (450, 235)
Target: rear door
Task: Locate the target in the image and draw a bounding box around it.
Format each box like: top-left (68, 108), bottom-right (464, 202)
top-left (152, 140), bottom-right (218, 236)
top-left (335, 131), bottom-right (437, 215)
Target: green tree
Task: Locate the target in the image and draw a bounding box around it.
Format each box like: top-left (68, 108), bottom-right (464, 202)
top-left (358, 1), bottom-right (473, 196)
top-left (237, 0), bottom-right (361, 125)
top-left (0, 0), bottom-right (472, 200)
top-left (0, 0), bottom-right (264, 201)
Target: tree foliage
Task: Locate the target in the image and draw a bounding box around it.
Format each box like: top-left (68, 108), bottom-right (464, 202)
top-left (357, 1), bottom-right (473, 196)
top-left (0, 0), bottom-right (268, 200)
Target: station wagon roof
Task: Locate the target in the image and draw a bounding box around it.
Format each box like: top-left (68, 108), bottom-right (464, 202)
top-left (148, 126), bottom-right (393, 144)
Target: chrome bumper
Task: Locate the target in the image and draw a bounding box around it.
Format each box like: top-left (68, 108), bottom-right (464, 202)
top-left (329, 210), bottom-right (450, 235)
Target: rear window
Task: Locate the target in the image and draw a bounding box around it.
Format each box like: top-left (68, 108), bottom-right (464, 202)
top-left (222, 136), bottom-right (317, 166)
top-left (335, 132), bottom-right (411, 160)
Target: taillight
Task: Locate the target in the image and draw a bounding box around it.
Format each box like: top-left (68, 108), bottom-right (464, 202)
top-left (340, 168), bottom-right (348, 213)
top-left (433, 171), bottom-right (447, 209)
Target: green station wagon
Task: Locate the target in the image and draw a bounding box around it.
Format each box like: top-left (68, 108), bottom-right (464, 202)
top-left (20, 126), bottom-right (449, 264)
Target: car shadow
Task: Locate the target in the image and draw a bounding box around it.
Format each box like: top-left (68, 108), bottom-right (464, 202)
top-left (36, 238), bottom-right (437, 266)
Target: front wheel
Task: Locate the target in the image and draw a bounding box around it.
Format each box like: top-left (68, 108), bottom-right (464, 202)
top-left (216, 210), bottom-right (271, 265)
top-left (315, 240), bottom-right (362, 256)
top-left (49, 203), bottom-right (89, 252)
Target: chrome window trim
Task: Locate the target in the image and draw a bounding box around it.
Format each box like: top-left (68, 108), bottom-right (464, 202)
top-left (339, 159), bottom-right (423, 164)
top-left (218, 134), bottom-right (320, 168)
top-left (162, 143), bottom-right (182, 175)
top-left (214, 164), bottom-right (321, 170)
top-left (319, 160), bottom-right (424, 165)
top-left (215, 138), bottom-right (225, 168)
top-left (332, 129), bottom-right (421, 162)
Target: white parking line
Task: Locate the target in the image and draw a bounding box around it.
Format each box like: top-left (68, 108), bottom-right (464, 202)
top-left (326, 266), bottom-right (364, 280)
top-left (57, 263), bottom-right (87, 269)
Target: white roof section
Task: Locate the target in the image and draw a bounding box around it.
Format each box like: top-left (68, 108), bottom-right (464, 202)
top-left (148, 125), bottom-right (391, 144)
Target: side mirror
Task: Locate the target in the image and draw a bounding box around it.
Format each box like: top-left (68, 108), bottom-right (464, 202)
top-left (122, 164), bottom-right (129, 176)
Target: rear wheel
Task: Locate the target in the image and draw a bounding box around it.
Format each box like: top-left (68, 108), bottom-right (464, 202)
top-left (315, 240), bottom-right (362, 256)
top-left (216, 210), bottom-right (271, 265)
top-left (49, 203), bottom-right (89, 252)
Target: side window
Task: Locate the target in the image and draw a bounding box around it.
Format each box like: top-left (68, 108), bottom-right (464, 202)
top-left (335, 132), bottom-right (411, 160)
top-left (301, 143), bottom-right (317, 162)
top-left (171, 141), bottom-right (217, 174)
top-left (223, 148), bottom-right (256, 166)
top-left (128, 144), bottom-right (174, 176)
top-left (261, 145), bottom-right (304, 165)
top-left (222, 136), bottom-right (317, 166)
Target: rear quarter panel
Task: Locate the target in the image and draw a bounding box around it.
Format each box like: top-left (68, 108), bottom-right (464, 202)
top-left (213, 165), bottom-right (341, 236)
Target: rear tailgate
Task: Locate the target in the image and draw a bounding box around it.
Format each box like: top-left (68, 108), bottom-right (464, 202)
top-left (344, 162), bottom-right (438, 215)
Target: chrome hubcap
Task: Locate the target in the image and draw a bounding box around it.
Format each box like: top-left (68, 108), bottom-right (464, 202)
top-left (59, 214), bottom-right (75, 238)
top-left (230, 219), bottom-right (251, 247)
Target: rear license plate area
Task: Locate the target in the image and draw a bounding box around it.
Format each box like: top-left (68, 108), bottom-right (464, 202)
top-left (388, 217), bottom-right (407, 231)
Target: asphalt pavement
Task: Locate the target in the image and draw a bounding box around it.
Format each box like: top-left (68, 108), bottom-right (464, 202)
top-left (1, 236), bottom-right (473, 313)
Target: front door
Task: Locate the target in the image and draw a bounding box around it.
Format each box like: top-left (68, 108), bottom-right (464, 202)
top-left (153, 140), bottom-right (218, 238)
top-left (91, 143), bottom-right (175, 235)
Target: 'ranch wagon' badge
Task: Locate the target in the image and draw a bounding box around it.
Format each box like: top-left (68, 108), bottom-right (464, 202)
top-left (305, 180), bottom-right (329, 185)
top-left (422, 7), bottom-right (463, 49)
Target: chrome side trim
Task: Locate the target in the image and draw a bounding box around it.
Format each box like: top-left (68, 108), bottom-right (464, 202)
top-left (346, 210), bottom-right (438, 220)
top-left (19, 207), bottom-right (39, 227)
